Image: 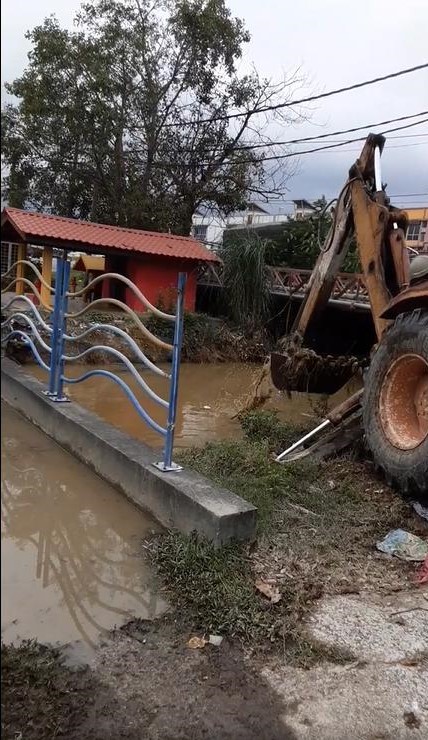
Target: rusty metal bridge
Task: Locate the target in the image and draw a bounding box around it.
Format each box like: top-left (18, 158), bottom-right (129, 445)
top-left (198, 264), bottom-right (370, 311)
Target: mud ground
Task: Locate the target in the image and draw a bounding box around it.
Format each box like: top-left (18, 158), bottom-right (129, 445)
top-left (2, 621), bottom-right (296, 740)
top-left (3, 585), bottom-right (427, 740)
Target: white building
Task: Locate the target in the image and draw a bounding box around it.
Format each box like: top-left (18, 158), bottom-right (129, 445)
top-left (191, 203), bottom-right (290, 249)
top-left (292, 199), bottom-right (317, 220)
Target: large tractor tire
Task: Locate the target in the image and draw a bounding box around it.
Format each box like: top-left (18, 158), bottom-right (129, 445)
top-left (362, 309), bottom-right (428, 500)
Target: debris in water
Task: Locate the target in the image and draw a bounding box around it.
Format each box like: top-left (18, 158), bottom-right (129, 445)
top-left (376, 530), bottom-right (428, 562)
top-left (255, 579), bottom-right (282, 604)
top-left (233, 357), bottom-right (273, 417)
top-left (187, 636), bottom-right (207, 649)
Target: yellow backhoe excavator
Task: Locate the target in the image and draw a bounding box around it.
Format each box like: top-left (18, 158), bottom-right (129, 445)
top-left (270, 134), bottom-right (428, 498)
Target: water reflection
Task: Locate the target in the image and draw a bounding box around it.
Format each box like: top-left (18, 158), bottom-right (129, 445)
top-left (1, 405), bottom-right (167, 659)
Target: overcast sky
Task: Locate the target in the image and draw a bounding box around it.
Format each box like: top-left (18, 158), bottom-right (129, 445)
top-left (2, 0), bottom-right (428, 212)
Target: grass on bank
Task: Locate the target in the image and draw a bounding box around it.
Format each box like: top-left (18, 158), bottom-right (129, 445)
top-left (1, 641), bottom-right (94, 740)
top-left (65, 309), bottom-right (271, 364)
top-left (150, 411), bottom-right (425, 662)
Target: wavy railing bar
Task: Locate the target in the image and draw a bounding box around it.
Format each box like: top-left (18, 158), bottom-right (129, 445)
top-left (62, 345), bottom-right (168, 408)
top-left (62, 369), bottom-right (167, 436)
top-left (1, 313), bottom-right (52, 353)
top-left (63, 323), bottom-right (170, 378)
top-left (0, 296), bottom-right (53, 332)
top-left (68, 272), bottom-right (175, 321)
top-left (2, 261), bottom-right (55, 294)
top-left (1, 277), bottom-right (52, 312)
top-left (2, 254), bottom-right (185, 470)
top-left (1, 331), bottom-right (50, 372)
top-left (67, 298), bottom-right (173, 351)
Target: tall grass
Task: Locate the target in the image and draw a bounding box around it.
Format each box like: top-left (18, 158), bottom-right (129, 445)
top-left (220, 231), bottom-right (271, 334)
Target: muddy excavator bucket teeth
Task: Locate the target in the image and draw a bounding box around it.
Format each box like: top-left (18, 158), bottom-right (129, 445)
top-left (270, 351), bottom-right (358, 395)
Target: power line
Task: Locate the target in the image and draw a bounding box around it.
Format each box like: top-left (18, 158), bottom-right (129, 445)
top-left (174, 117), bottom-right (428, 168)
top-left (270, 133), bottom-right (428, 146)
top-left (196, 112), bottom-right (428, 153)
top-left (386, 133), bottom-right (428, 139)
top-left (389, 193), bottom-right (428, 197)
top-left (164, 63), bottom-right (428, 128)
top-left (309, 141), bottom-right (428, 154)
top-left (125, 118), bottom-right (428, 169)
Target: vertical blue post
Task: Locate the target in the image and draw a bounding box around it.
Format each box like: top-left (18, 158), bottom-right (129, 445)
top-left (47, 259), bottom-right (64, 396)
top-left (162, 272), bottom-right (186, 471)
top-left (53, 257), bottom-right (71, 401)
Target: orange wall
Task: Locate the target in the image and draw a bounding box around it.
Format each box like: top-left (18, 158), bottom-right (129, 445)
top-left (125, 256), bottom-right (198, 312)
top-left (403, 207), bottom-right (428, 221)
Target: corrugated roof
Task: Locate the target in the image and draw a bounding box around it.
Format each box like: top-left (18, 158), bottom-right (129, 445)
top-left (73, 254), bottom-right (106, 272)
top-left (1, 207), bottom-right (219, 262)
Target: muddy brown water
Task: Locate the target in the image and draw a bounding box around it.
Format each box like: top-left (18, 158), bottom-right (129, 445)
top-left (1, 403), bottom-right (167, 663)
top-left (31, 362), bottom-right (362, 450)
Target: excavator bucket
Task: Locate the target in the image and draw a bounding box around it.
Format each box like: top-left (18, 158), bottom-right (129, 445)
top-left (270, 350), bottom-right (359, 395)
top-left (269, 134), bottom-right (387, 396)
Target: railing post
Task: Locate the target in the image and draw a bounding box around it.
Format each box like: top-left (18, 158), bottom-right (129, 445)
top-left (46, 259), bottom-right (64, 396)
top-left (46, 256), bottom-right (70, 401)
top-left (53, 258), bottom-right (71, 402)
top-left (157, 272), bottom-right (186, 472)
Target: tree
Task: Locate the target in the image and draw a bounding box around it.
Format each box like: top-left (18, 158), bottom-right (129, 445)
top-left (2, 0), bottom-right (304, 234)
top-left (223, 196), bottom-right (361, 272)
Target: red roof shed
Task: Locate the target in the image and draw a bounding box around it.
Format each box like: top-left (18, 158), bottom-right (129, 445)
top-left (1, 208), bottom-right (219, 312)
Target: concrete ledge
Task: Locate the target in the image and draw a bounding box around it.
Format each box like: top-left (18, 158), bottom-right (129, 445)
top-left (1, 359), bottom-right (257, 545)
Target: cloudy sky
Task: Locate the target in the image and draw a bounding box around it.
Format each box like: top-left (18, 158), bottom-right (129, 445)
top-left (2, 0), bottom-right (427, 212)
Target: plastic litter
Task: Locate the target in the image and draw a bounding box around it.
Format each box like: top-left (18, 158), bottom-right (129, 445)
top-left (376, 529), bottom-right (428, 562)
top-left (413, 502), bottom-right (428, 521)
top-left (208, 635), bottom-right (223, 646)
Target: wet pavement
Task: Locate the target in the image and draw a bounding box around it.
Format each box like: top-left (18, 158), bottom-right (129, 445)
top-left (1, 403), bottom-right (167, 662)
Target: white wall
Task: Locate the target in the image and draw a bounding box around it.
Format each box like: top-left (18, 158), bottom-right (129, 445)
top-left (192, 208), bottom-right (289, 248)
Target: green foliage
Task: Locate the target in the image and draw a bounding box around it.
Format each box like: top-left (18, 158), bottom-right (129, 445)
top-left (155, 419), bottom-right (418, 653)
top-left (1, 0), bottom-right (300, 233)
top-left (220, 232), bottom-right (271, 332)
top-left (1, 641), bottom-right (94, 739)
top-left (240, 409), bottom-right (310, 452)
top-left (179, 437), bottom-right (319, 533)
top-left (145, 311), bottom-right (217, 354)
top-left (267, 216), bottom-right (331, 269)
top-left (224, 203), bottom-right (361, 273)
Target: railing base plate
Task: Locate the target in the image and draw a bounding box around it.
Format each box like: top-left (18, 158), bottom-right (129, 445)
top-left (153, 461), bottom-right (183, 473)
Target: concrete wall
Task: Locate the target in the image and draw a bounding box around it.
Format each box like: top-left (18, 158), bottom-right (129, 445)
top-left (1, 360), bottom-right (256, 546)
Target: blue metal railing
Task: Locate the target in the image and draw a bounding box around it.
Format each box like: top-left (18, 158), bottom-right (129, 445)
top-left (1, 256), bottom-right (186, 471)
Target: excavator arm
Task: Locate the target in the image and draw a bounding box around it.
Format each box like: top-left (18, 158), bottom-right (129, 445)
top-left (270, 133), bottom-right (412, 393)
top-left (270, 135), bottom-right (428, 497)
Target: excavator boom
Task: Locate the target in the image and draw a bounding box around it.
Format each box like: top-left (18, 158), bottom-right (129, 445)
top-left (270, 134), bottom-right (428, 499)
top-left (270, 133), bottom-right (416, 394)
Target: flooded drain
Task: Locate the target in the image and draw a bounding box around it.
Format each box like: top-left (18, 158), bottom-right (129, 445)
top-left (1, 403), bottom-right (167, 663)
